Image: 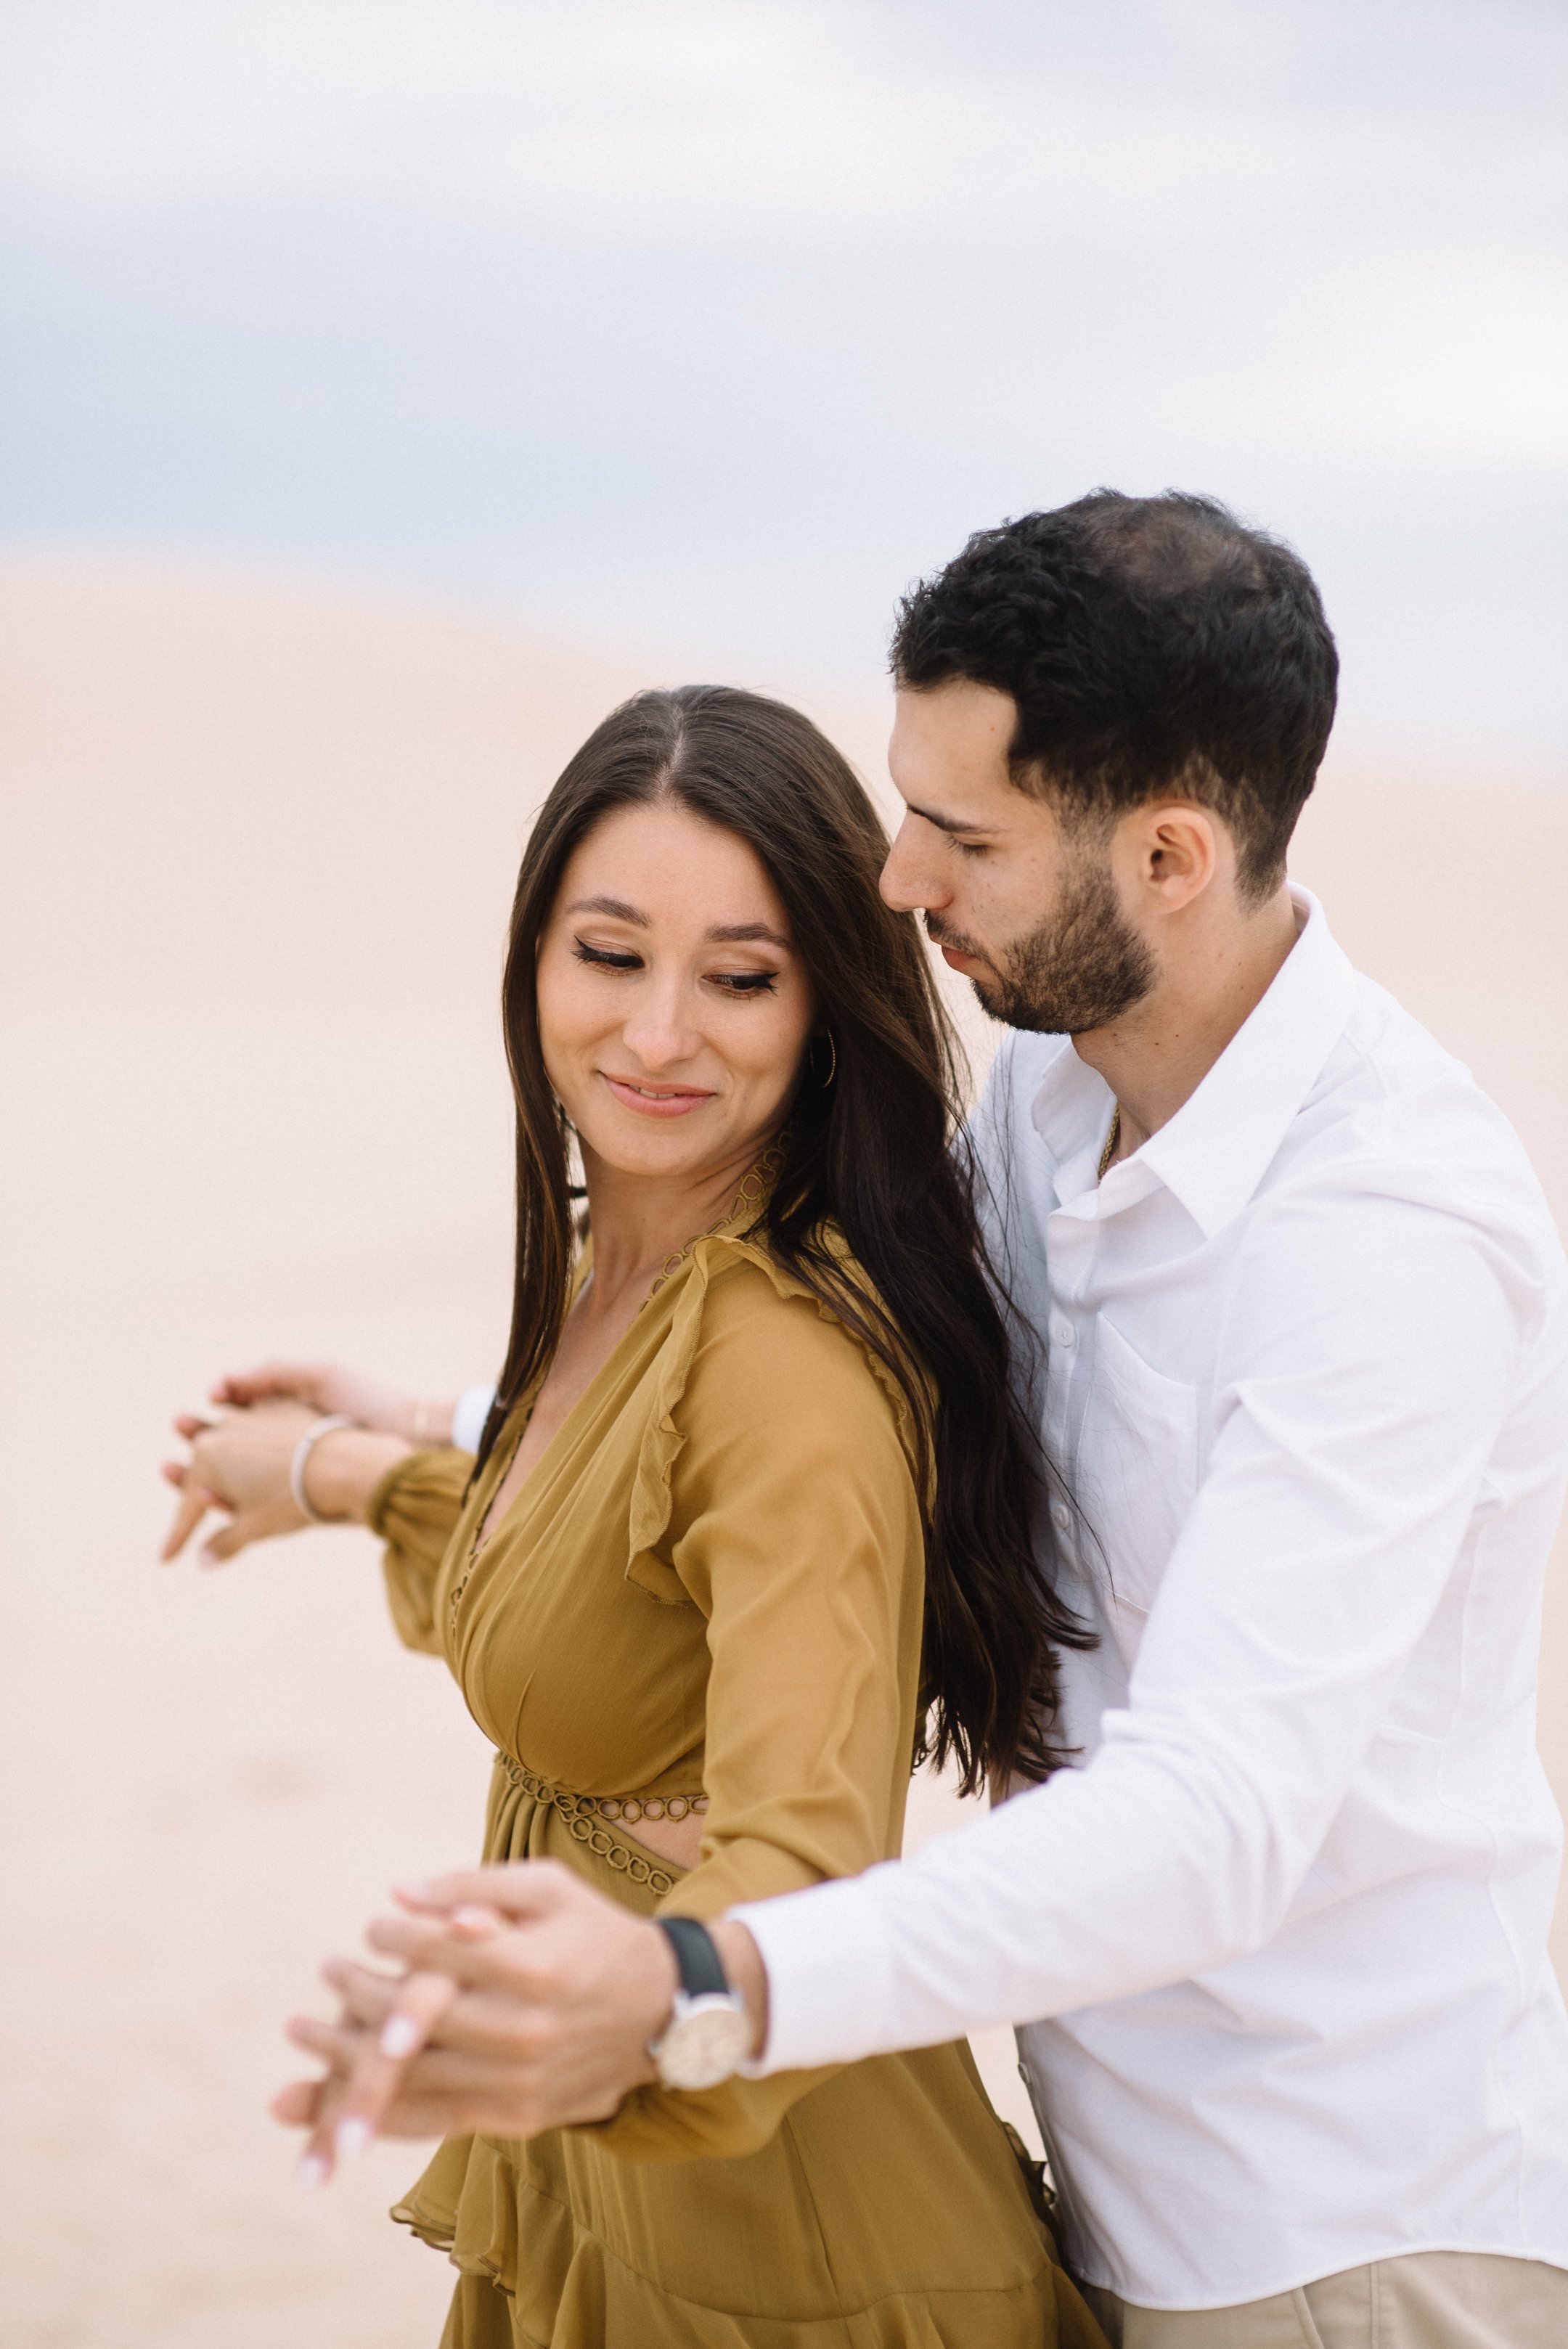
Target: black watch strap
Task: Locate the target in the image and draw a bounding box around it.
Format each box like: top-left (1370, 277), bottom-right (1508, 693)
top-left (656, 1915), bottom-right (730, 1998)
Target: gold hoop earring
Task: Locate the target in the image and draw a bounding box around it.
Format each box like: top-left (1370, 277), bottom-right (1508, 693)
top-left (816, 1031), bottom-right (838, 1087)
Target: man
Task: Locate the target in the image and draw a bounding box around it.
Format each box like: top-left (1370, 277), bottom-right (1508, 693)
top-left (295, 494), bottom-right (1568, 2345)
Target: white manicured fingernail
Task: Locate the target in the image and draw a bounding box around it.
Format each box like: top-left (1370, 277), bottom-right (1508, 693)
top-left (298, 2153), bottom-right (329, 2190)
top-left (380, 2014), bottom-right (420, 2059)
top-left (335, 2117), bottom-right (371, 2160)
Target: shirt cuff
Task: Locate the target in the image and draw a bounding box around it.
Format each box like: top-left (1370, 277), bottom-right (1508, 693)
top-left (449, 1381), bottom-right (496, 1455)
top-left (730, 1863), bottom-right (904, 2073)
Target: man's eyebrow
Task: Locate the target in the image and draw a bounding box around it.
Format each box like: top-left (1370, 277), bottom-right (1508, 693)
top-left (705, 920), bottom-right (792, 949)
top-left (565, 895), bottom-right (650, 926)
top-left (903, 801), bottom-right (1000, 837)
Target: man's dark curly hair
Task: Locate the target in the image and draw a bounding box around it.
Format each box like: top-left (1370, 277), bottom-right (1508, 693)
top-left (891, 490), bottom-right (1339, 902)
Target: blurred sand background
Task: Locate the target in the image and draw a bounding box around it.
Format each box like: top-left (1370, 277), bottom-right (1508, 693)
top-left (2, 554), bottom-right (1567, 2347)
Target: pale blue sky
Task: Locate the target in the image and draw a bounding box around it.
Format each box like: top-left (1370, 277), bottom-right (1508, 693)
top-left (4, 0), bottom-right (1564, 763)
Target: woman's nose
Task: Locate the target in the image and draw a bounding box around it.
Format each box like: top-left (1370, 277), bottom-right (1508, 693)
top-left (621, 984), bottom-right (701, 1070)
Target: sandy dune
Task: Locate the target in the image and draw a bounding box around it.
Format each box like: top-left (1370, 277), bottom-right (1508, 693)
top-left (2, 557), bottom-right (1564, 2346)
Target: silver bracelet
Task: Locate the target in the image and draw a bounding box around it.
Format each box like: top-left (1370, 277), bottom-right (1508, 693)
top-left (290, 1415), bottom-right (356, 1524)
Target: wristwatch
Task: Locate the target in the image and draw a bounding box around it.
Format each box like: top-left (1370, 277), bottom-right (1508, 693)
top-left (648, 1916), bottom-right (753, 2091)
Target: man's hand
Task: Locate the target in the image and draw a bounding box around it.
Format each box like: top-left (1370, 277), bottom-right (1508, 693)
top-left (273, 1860), bottom-right (771, 2180)
top-left (211, 1360), bottom-right (449, 1445)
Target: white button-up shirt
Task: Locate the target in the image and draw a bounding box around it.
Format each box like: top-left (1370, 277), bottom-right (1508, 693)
top-left (738, 889), bottom-right (1568, 2308)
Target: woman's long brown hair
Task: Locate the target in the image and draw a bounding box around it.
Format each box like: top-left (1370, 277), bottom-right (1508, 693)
top-left (478, 685), bottom-right (1090, 1791)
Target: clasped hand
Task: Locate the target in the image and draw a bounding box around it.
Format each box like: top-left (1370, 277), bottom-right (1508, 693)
top-left (274, 1863), bottom-right (677, 2184)
top-left (158, 1361), bottom-right (421, 1565)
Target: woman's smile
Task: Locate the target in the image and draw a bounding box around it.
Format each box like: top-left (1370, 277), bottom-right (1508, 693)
top-left (599, 1071), bottom-right (716, 1117)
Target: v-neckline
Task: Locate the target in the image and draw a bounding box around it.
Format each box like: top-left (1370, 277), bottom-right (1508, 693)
top-left (461, 1140), bottom-right (785, 1577)
top-left (462, 1246), bottom-right (669, 1574)
top-left (463, 1262), bottom-right (595, 1572)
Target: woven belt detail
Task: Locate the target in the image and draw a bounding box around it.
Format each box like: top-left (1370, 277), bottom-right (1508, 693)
top-left (597, 1792), bottom-right (709, 1824)
top-left (494, 1753), bottom-right (706, 1897)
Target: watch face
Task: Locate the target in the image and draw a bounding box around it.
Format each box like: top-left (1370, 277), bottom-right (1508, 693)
top-left (656, 1994), bottom-right (753, 2091)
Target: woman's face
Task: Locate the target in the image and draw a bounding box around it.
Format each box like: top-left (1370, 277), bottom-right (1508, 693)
top-left (535, 799), bottom-right (817, 1185)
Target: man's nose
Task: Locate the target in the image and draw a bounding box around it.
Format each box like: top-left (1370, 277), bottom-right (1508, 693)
top-left (880, 820), bottom-right (944, 914)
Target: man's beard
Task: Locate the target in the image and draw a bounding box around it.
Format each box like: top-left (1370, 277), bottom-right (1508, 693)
top-left (931, 854), bottom-right (1156, 1035)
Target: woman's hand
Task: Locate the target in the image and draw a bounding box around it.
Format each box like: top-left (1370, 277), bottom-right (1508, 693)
top-left (160, 1401), bottom-right (412, 1565)
top-left (271, 1863), bottom-right (772, 2181)
top-left (209, 1361), bottom-right (454, 1446)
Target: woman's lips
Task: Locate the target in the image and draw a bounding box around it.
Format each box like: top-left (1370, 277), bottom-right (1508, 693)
top-left (601, 1073), bottom-right (715, 1118)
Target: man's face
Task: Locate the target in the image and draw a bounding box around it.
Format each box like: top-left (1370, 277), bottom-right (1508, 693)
top-left (881, 679), bottom-right (1155, 1034)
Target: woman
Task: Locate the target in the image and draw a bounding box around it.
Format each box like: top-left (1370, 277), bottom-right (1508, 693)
top-left (163, 685), bottom-right (1104, 2348)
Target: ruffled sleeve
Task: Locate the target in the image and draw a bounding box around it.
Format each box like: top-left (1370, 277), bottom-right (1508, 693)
top-left (584, 1239), bottom-right (928, 2162)
top-left (367, 1447), bottom-right (473, 1655)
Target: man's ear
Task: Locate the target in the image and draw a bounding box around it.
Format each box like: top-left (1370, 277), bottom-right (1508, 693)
top-left (1117, 803), bottom-right (1220, 912)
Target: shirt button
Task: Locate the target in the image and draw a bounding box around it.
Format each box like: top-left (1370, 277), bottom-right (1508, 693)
top-left (1051, 1500), bottom-right (1071, 1532)
top-left (1052, 1318), bottom-right (1075, 1347)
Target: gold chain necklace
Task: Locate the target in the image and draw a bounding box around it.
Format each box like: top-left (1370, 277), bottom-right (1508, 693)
top-left (1097, 1106), bottom-right (1122, 1182)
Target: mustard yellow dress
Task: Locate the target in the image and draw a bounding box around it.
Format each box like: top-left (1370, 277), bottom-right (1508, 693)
top-left (368, 1205), bottom-right (1106, 2349)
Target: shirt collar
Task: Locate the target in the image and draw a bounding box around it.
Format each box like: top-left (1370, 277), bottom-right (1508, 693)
top-left (1029, 887), bottom-right (1359, 1240)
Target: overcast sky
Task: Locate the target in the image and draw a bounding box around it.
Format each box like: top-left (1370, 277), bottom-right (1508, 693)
top-left (3, 0), bottom-right (1564, 764)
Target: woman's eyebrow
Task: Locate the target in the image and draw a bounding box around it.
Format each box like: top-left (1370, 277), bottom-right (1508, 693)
top-left (565, 895), bottom-right (649, 926)
top-left (566, 899), bottom-right (790, 951)
top-left (706, 920), bottom-right (792, 949)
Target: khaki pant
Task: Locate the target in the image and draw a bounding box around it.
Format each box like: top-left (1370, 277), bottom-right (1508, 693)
top-left (1079, 2252), bottom-right (1568, 2348)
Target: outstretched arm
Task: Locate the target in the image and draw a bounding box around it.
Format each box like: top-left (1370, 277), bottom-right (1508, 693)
top-left (211, 1361), bottom-right (444, 1440)
top-left (160, 1400), bottom-right (413, 1564)
top-left (740, 1188), bottom-right (1564, 2066)
top-left (209, 1362), bottom-right (495, 1450)
top-left (159, 1363), bottom-right (494, 1566)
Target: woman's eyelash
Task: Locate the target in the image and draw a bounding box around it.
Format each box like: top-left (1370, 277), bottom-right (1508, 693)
top-left (572, 939), bottom-right (778, 994)
top-left (573, 940), bottom-right (642, 971)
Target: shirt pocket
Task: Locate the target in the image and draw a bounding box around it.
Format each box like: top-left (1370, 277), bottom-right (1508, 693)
top-left (1075, 1312), bottom-right (1199, 1627)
